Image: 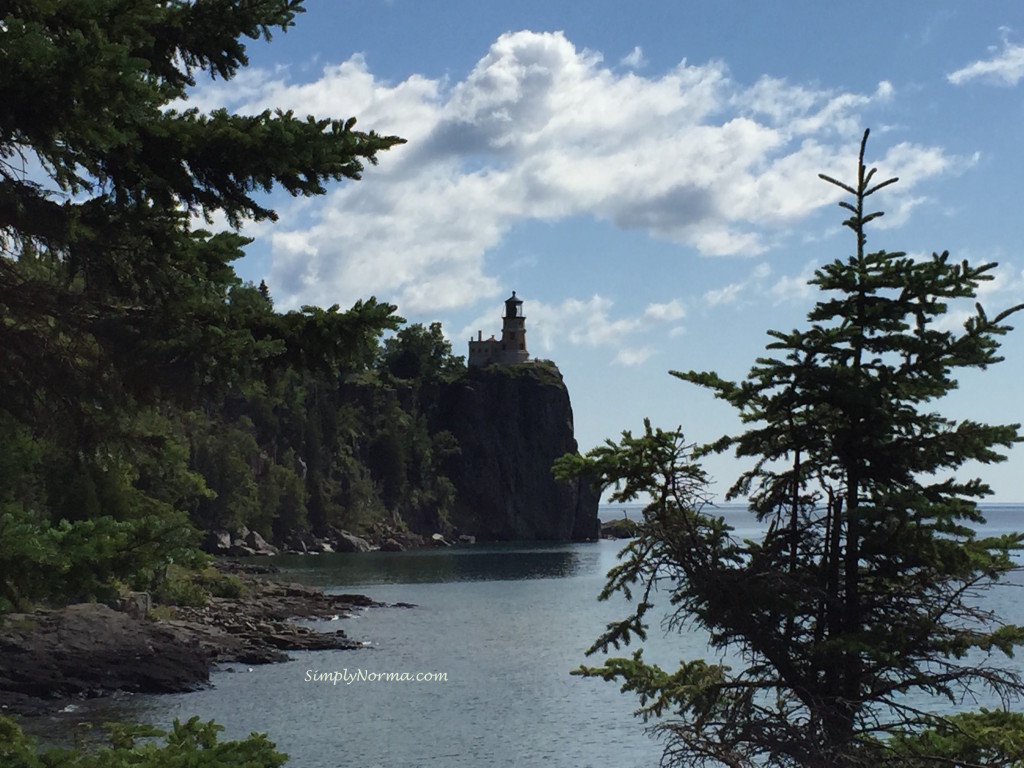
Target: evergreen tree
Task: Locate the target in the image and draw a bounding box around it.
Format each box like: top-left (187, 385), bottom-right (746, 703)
top-left (559, 131), bottom-right (1024, 767)
top-left (378, 321), bottom-right (467, 382)
top-left (0, 1), bottom-right (403, 607)
top-left (1, 0), bottom-right (404, 427)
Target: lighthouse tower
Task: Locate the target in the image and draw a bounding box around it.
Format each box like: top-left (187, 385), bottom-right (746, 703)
top-left (468, 291), bottom-right (531, 367)
top-left (500, 291), bottom-right (529, 364)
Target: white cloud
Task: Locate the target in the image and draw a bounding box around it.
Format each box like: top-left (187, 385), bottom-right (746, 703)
top-left (615, 347), bottom-right (655, 367)
top-left (977, 262), bottom-right (1024, 299)
top-left (704, 282), bottom-right (744, 307)
top-left (770, 261), bottom-right (819, 304)
top-left (927, 260), bottom-right (1024, 333)
top-left (872, 195), bottom-right (927, 230)
top-left (948, 36), bottom-right (1024, 86)
top-left (643, 299), bottom-right (687, 321)
top-left (184, 30), bottom-right (958, 314)
top-left (620, 46), bottom-right (646, 69)
top-left (734, 79), bottom-right (894, 138)
top-left (704, 262), bottom-right (772, 307)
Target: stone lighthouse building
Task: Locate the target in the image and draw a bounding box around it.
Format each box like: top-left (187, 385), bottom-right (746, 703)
top-left (468, 291), bottom-right (530, 367)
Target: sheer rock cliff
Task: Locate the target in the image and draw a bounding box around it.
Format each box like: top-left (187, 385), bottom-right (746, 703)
top-left (433, 363), bottom-right (600, 542)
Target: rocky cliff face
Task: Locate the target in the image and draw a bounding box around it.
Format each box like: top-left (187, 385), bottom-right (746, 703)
top-left (433, 363), bottom-right (600, 541)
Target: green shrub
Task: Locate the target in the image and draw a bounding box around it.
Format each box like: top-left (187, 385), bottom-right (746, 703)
top-left (0, 715), bottom-right (288, 767)
top-left (150, 565), bottom-right (209, 608)
top-left (196, 567), bottom-right (247, 599)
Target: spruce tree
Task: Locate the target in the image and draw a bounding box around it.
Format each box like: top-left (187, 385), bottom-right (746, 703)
top-left (1, 0), bottom-right (404, 425)
top-left (560, 130), bottom-right (1024, 767)
top-left (0, 2), bottom-right (403, 606)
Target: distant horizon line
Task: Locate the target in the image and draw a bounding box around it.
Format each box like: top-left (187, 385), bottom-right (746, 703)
top-left (600, 500), bottom-right (1024, 510)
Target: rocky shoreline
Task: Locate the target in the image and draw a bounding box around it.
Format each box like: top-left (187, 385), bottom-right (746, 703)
top-left (205, 524), bottom-right (476, 557)
top-left (0, 565), bottom-right (392, 717)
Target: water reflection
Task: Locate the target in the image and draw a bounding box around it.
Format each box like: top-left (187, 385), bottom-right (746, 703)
top-left (274, 543), bottom-right (602, 588)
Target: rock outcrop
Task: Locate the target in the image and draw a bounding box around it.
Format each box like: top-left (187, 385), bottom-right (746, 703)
top-left (0, 603), bottom-right (210, 715)
top-left (433, 363), bottom-right (600, 541)
top-left (0, 573), bottom-right (378, 716)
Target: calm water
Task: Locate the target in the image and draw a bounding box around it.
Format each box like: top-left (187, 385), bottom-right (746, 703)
top-left (21, 504), bottom-right (1024, 767)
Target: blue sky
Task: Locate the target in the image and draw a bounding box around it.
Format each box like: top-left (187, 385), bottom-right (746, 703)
top-left (190, 2), bottom-right (1024, 502)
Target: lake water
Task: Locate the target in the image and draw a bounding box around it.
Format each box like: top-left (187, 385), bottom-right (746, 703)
top-left (21, 504), bottom-right (1024, 767)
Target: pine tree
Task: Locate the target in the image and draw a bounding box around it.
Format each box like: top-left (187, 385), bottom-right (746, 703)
top-left (0, 1), bottom-right (402, 606)
top-left (560, 130), bottom-right (1024, 767)
top-left (1, 0), bottom-right (404, 426)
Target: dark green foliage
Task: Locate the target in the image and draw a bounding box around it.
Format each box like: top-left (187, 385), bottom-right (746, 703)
top-left (170, 324), bottom-right (466, 540)
top-left (0, 506), bottom-right (202, 613)
top-left (559, 131), bottom-right (1024, 767)
top-left (473, 358), bottom-right (562, 386)
top-left (0, 0), bottom-right (411, 612)
top-left (378, 322), bottom-right (467, 382)
top-left (190, 417), bottom-right (263, 533)
top-left (0, 2), bottom-right (467, 764)
top-left (886, 709), bottom-right (1024, 766)
top-left (0, 714), bottom-right (287, 768)
top-left (0, 0), bottom-right (470, 620)
top-left (150, 564), bottom-right (245, 608)
top-left (1, 0), bottom-right (404, 429)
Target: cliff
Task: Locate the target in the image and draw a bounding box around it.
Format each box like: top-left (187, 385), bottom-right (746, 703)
top-left (433, 362), bottom-right (600, 541)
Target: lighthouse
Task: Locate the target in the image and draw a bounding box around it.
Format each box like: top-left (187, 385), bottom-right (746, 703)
top-left (468, 291), bottom-right (531, 367)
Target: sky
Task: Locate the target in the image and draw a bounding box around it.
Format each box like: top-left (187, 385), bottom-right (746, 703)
top-left (189, 1), bottom-right (1024, 502)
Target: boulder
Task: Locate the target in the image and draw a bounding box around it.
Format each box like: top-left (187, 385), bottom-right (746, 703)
top-left (243, 530), bottom-right (280, 556)
top-left (398, 531), bottom-right (424, 548)
top-left (380, 538), bottom-right (405, 552)
top-left (601, 518), bottom-right (640, 539)
top-left (111, 591), bottom-right (152, 619)
top-left (200, 530), bottom-right (232, 554)
top-left (334, 531), bottom-right (372, 553)
top-left (283, 529), bottom-right (318, 554)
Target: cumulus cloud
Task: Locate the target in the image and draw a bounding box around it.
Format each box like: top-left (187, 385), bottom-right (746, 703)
top-left (184, 30), bottom-right (959, 313)
top-left (704, 262), bottom-right (772, 307)
top-left (770, 261), bottom-right (819, 304)
top-left (620, 46), bottom-right (646, 69)
top-left (948, 34), bottom-right (1024, 86)
top-left (615, 347), bottom-right (655, 367)
top-left (643, 299), bottom-right (687, 321)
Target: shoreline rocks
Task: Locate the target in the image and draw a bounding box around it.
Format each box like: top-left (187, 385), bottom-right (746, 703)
top-left (600, 518), bottom-right (640, 539)
top-left (0, 570), bottom-right (383, 717)
top-left (201, 524), bottom-right (457, 557)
